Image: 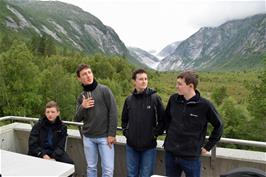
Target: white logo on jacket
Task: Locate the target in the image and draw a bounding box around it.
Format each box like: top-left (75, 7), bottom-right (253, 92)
top-left (190, 113), bottom-right (199, 118)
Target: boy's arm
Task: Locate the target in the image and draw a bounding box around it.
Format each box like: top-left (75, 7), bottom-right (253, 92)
top-left (28, 122), bottom-right (45, 157)
top-left (74, 94), bottom-right (85, 122)
top-left (52, 125), bottom-right (67, 158)
top-left (164, 96), bottom-right (173, 132)
top-left (104, 87), bottom-right (118, 137)
top-left (204, 102), bottom-right (223, 151)
top-left (154, 95), bottom-right (165, 136)
top-left (121, 98), bottom-right (129, 137)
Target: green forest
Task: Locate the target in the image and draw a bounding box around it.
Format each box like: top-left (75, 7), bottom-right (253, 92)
top-left (0, 35), bottom-right (265, 149)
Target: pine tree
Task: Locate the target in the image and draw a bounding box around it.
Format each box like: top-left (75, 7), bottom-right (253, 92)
top-left (247, 58), bottom-right (266, 141)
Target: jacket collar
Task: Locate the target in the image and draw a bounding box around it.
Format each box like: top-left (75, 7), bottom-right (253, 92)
top-left (176, 90), bottom-right (201, 104)
top-left (132, 87), bottom-right (156, 97)
top-left (40, 116), bottom-right (62, 127)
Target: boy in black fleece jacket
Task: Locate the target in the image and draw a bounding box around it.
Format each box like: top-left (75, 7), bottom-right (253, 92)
top-left (164, 71), bottom-right (223, 177)
top-left (122, 69), bottom-right (165, 177)
top-left (28, 101), bottom-right (73, 164)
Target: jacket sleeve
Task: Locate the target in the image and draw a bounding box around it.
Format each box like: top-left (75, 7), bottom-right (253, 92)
top-left (121, 97), bottom-right (129, 137)
top-left (164, 96), bottom-right (173, 132)
top-left (74, 94), bottom-right (85, 122)
top-left (103, 87), bottom-right (118, 137)
top-left (28, 122), bottom-right (45, 157)
top-left (52, 125), bottom-right (67, 158)
top-left (154, 95), bottom-right (165, 136)
top-left (204, 102), bottom-right (223, 151)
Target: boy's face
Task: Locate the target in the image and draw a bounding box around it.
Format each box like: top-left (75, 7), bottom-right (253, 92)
top-left (134, 73), bottom-right (148, 92)
top-left (45, 107), bottom-right (60, 122)
top-left (78, 68), bottom-right (94, 85)
top-left (176, 78), bottom-right (193, 95)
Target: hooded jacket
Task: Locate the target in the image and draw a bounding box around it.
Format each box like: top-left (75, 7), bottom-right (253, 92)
top-left (122, 88), bottom-right (164, 151)
top-left (164, 90), bottom-right (223, 159)
top-left (28, 116), bottom-right (67, 159)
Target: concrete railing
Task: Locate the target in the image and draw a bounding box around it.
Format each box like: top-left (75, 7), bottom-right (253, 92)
top-left (1, 115), bottom-right (265, 148)
top-left (1, 116), bottom-right (266, 177)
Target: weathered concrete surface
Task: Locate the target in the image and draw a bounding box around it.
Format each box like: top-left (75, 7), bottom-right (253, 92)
top-left (1, 123), bottom-right (265, 177)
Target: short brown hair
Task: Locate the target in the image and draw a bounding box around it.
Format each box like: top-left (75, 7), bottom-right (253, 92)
top-left (177, 71), bottom-right (199, 90)
top-left (76, 64), bottom-right (91, 77)
top-left (45, 101), bottom-right (60, 112)
top-left (132, 69), bottom-right (147, 80)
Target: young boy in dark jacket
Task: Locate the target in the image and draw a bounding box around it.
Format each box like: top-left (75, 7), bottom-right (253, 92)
top-left (122, 69), bottom-right (165, 177)
top-left (164, 71), bottom-right (223, 177)
top-left (28, 101), bottom-right (73, 164)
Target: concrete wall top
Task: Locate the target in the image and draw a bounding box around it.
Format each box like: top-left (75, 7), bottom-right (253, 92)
top-left (1, 122), bottom-right (266, 165)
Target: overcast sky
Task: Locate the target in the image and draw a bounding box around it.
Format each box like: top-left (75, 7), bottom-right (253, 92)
top-left (58, 0), bottom-right (265, 52)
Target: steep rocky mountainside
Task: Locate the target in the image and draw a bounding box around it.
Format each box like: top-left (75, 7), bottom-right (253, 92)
top-left (157, 41), bottom-right (181, 59)
top-left (1, 0), bottom-right (129, 57)
top-left (158, 14), bottom-right (266, 71)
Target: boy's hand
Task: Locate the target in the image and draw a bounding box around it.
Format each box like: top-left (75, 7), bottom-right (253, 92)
top-left (201, 147), bottom-right (208, 155)
top-left (82, 95), bottom-right (94, 109)
top-left (107, 136), bottom-right (116, 149)
top-left (43, 154), bottom-right (51, 160)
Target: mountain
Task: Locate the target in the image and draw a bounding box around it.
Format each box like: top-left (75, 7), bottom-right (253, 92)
top-left (128, 47), bottom-right (160, 69)
top-left (158, 14), bottom-right (266, 71)
top-left (0, 0), bottom-right (130, 57)
top-left (157, 41), bottom-right (181, 59)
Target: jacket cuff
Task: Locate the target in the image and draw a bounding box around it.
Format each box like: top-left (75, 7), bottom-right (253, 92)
top-left (204, 142), bottom-right (214, 151)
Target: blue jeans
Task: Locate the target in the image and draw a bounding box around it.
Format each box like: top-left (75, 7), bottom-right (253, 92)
top-left (126, 145), bottom-right (156, 177)
top-left (165, 151), bottom-right (201, 177)
top-left (83, 136), bottom-right (114, 177)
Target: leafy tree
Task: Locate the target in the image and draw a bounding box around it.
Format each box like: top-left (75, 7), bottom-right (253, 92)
top-left (38, 57), bottom-right (77, 120)
top-left (0, 40), bottom-right (41, 116)
top-left (211, 86), bottom-right (228, 106)
top-left (219, 98), bottom-right (248, 139)
top-left (0, 35), bottom-right (13, 53)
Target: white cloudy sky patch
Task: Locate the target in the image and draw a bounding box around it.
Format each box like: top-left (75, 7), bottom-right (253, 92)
top-left (58, 0), bottom-right (265, 52)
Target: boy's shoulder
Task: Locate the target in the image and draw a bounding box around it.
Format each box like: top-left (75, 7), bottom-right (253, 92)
top-left (97, 84), bottom-right (111, 92)
top-left (198, 96), bottom-right (216, 108)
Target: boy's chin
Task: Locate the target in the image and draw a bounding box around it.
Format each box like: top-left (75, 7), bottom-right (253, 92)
top-left (48, 118), bottom-right (56, 122)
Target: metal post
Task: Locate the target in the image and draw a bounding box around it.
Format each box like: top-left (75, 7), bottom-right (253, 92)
top-left (210, 145), bottom-right (216, 170)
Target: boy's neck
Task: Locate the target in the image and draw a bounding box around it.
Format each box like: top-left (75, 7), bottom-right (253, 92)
top-left (184, 90), bottom-right (196, 100)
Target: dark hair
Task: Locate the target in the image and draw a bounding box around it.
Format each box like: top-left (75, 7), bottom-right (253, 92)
top-left (177, 71), bottom-right (199, 90)
top-left (76, 64), bottom-right (91, 77)
top-left (45, 101), bottom-right (60, 111)
top-left (132, 69), bottom-right (147, 80)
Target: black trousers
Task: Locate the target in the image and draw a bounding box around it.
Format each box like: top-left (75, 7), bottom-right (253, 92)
top-left (54, 152), bottom-right (74, 164)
